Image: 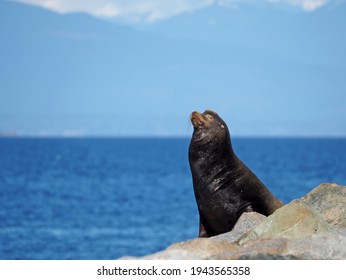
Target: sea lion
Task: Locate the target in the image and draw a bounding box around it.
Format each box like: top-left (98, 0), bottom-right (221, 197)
top-left (189, 109), bottom-right (284, 237)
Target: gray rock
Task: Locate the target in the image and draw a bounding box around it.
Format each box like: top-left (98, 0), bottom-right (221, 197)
top-left (131, 238), bottom-right (240, 260)
top-left (286, 231), bottom-right (346, 259)
top-left (300, 183), bottom-right (346, 229)
top-left (211, 212), bottom-right (266, 243)
top-left (238, 200), bottom-right (334, 245)
top-left (212, 230), bottom-right (346, 260)
top-left (210, 237), bottom-right (291, 260)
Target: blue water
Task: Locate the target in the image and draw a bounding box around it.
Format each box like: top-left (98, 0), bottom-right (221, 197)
top-left (0, 137), bottom-right (345, 259)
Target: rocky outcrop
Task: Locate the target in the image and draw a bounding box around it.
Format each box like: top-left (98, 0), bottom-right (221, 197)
top-left (121, 183), bottom-right (346, 260)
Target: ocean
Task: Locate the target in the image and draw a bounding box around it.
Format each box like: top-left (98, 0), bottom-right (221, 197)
top-left (0, 137), bottom-right (345, 259)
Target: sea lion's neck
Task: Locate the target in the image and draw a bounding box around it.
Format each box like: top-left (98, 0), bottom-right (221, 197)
top-left (189, 134), bottom-right (237, 189)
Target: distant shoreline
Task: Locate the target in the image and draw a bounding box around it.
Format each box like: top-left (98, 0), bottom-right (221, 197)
top-left (1, 135), bottom-right (346, 140)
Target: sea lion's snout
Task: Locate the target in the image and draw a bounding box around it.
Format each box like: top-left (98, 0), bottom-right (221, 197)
top-left (190, 111), bottom-right (209, 128)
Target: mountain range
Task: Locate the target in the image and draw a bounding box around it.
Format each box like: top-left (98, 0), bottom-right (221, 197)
top-left (1, 1), bottom-right (345, 136)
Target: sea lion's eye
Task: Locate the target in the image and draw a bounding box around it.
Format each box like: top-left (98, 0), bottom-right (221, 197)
top-left (206, 114), bottom-right (213, 121)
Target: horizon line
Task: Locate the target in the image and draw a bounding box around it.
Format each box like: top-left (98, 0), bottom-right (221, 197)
top-left (1, 134), bottom-right (346, 139)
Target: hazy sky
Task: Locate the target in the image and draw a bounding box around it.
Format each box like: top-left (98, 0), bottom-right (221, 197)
top-left (1, 0), bottom-right (345, 137)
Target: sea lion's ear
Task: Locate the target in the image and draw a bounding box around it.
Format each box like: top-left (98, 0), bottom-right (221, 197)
top-left (205, 114), bottom-right (213, 121)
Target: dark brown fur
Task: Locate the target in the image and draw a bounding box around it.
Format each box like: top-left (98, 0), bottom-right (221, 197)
top-left (189, 110), bottom-right (284, 237)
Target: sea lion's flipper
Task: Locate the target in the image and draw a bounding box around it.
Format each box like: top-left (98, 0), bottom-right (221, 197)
top-left (198, 218), bottom-right (209, 238)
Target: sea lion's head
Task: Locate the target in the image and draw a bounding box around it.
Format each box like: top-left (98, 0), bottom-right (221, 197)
top-left (189, 109), bottom-right (233, 183)
top-left (190, 110), bottom-right (229, 146)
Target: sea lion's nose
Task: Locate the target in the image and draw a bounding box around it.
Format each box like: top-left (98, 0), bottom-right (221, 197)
top-left (190, 111), bottom-right (208, 128)
top-left (190, 111), bottom-right (199, 119)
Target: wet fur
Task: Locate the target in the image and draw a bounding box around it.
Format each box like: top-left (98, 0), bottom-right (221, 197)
top-left (189, 110), bottom-right (283, 237)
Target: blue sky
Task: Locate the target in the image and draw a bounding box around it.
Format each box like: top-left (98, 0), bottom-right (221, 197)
top-left (1, 0), bottom-right (345, 137)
